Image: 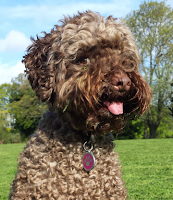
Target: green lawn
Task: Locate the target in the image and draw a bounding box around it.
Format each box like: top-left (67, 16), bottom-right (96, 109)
top-left (115, 139), bottom-right (173, 199)
top-left (0, 139), bottom-right (173, 199)
top-left (0, 143), bottom-right (25, 200)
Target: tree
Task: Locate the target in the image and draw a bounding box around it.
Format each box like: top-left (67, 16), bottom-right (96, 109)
top-left (0, 84), bottom-right (12, 143)
top-left (118, 118), bottom-right (144, 140)
top-left (156, 107), bottom-right (173, 138)
top-left (126, 0), bottom-right (173, 138)
top-left (0, 83), bottom-right (11, 110)
top-left (8, 74), bottom-right (48, 137)
top-left (167, 83), bottom-right (173, 117)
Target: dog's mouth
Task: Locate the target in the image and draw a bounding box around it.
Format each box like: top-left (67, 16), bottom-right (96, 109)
top-left (103, 101), bottom-right (123, 115)
top-left (98, 93), bottom-right (124, 116)
top-left (98, 88), bottom-right (137, 116)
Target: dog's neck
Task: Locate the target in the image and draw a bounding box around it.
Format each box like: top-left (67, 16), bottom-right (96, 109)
top-left (37, 111), bottom-right (115, 149)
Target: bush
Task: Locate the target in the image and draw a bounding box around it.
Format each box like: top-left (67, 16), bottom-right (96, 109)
top-left (9, 133), bottom-right (21, 143)
top-left (0, 128), bottom-right (10, 144)
top-left (156, 110), bottom-right (173, 138)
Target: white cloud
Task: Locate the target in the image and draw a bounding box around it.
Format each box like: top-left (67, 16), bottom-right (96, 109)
top-left (0, 30), bottom-right (31, 52)
top-left (0, 61), bottom-right (25, 84)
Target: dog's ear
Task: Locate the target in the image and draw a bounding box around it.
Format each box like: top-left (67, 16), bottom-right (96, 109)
top-left (23, 32), bottom-right (58, 104)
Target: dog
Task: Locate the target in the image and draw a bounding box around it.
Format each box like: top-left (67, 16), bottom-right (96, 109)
top-left (9, 11), bottom-right (151, 200)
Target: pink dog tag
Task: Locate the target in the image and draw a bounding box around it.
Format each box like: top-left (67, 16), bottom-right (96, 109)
top-left (83, 141), bottom-right (95, 171)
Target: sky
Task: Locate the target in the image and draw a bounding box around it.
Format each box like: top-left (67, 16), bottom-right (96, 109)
top-left (0, 0), bottom-right (173, 84)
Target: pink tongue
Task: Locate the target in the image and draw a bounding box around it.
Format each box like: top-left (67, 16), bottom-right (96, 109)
top-left (104, 101), bottom-right (123, 115)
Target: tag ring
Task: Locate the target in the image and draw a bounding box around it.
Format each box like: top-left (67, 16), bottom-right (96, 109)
top-left (83, 141), bottom-right (93, 152)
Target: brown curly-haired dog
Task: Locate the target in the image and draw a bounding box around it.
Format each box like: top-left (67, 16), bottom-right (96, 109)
top-left (9, 11), bottom-right (151, 200)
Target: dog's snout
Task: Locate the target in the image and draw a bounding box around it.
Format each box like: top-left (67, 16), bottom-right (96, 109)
top-left (111, 74), bottom-right (131, 92)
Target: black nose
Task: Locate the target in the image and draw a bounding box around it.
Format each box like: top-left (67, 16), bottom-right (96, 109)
top-left (111, 73), bottom-right (131, 92)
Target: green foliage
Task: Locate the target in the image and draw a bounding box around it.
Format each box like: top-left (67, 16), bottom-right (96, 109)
top-left (0, 74), bottom-right (48, 141)
top-left (167, 83), bottom-right (173, 117)
top-left (8, 74), bottom-right (48, 137)
top-left (0, 84), bottom-right (11, 110)
top-left (9, 133), bottom-right (22, 143)
top-left (156, 108), bottom-right (173, 138)
top-left (117, 118), bottom-right (144, 140)
top-left (126, 0), bottom-right (173, 138)
top-left (0, 84), bottom-right (11, 143)
top-left (0, 110), bottom-right (10, 143)
top-left (115, 138), bottom-right (173, 199)
top-left (117, 106), bottom-right (173, 140)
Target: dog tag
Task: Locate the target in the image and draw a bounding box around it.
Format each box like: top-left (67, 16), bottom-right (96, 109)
top-left (83, 141), bottom-right (95, 171)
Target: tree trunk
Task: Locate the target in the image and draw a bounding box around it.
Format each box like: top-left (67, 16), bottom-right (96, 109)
top-left (143, 123), bottom-right (148, 139)
top-left (149, 124), bottom-right (158, 139)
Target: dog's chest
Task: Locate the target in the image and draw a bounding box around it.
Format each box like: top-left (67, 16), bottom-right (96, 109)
top-left (11, 131), bottom-right (127, 199)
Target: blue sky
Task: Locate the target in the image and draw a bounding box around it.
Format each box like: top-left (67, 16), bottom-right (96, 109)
top-left (0, 0), bottom-right (172, 84)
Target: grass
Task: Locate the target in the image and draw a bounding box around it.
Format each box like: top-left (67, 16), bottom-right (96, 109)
top-left (0, 143), bottom-right (25, 200)
top-left (0, 139), bottom-right (173, 199)
top-left (115, 138), bottom-right (173, 199)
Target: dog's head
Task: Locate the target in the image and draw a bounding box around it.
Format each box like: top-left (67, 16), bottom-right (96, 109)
top-left (23, 11), bottom-right (151, 135)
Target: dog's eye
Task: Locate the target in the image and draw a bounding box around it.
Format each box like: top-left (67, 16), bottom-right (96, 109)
top-left (76, 58), bottom-right (90, 65)
top-left (81, 58), bottom-right (88, 64)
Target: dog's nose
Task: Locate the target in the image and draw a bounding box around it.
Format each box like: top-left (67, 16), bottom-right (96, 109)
top-left (111, 74), bottom-right (131, 92)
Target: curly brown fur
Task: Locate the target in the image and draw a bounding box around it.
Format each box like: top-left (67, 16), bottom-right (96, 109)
top-left (9, 113), bottom-right (127, 200)
top-left (9, 11), bottom-right (151, 199)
